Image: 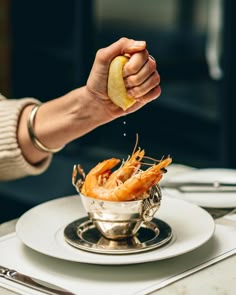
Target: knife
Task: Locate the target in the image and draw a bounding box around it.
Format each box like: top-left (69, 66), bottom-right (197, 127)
top-left (161, 181), bottom-right (236, 193)
top-left (0, 265), bottom-right (76, 295)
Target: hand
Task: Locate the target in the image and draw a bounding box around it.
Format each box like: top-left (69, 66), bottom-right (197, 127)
top-left (86, 37), bottom-right (161, 116)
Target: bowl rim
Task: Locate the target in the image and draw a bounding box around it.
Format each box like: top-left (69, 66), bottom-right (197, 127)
top-left (78, 191), bottom-right (149, 204)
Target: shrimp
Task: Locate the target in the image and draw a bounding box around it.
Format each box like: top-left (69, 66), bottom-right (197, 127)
top-left (81, 156), bottom-right (172, 202)
top-left (111, 156), bottom-right (172, 201)
top-left (81, 158), bottom-right (120, 196)
top-left (103, 148), bottom-right (145, 189)
top-left (103, 134), bottom-right (145, 189)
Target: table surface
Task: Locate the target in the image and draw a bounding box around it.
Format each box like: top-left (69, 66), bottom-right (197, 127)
top-left (0, 219), bottom-right (236, 295)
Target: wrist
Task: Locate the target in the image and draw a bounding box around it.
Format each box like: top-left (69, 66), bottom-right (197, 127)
top-left (65, 86), bottom-right (116, 134)
top-left (18, 104), bottom-right (51, 164)
top-left (28, 104), bottom-right (65, 153)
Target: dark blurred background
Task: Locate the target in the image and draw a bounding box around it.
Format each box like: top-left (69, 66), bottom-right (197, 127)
top-left (0, 0), bottom-right (235, 222)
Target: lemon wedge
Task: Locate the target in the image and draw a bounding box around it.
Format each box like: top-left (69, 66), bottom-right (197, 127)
top-left (108, 56), bottom-right (136, 111)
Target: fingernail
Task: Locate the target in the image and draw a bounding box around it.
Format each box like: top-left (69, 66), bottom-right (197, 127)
top-left (132, 41), bottom-right (146, 47)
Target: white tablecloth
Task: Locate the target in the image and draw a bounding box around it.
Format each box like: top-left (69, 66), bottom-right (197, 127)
top-left (0, 218), bottom-right (236, 295)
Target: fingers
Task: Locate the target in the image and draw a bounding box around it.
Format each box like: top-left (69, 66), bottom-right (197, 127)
top-left (127, 72), bottom-right (160, 99)
top-left (123, 50), bottom-right (149, 78)
top-left (126, 86), bottom-right (162, 114)
top-left (139, 85), bottom-right (162, 103)
top-left (95, 37), bottom-right (146, 65)
top-left (123, 51), bottom-right (160, 100)
top-left (87, 37), bottom-right (161, 113)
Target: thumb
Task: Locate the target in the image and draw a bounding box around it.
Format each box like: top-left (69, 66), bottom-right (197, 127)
top-left (123, 40), bottom-right (147, 55)
top-left (101, 37), bottom-right (146, 62)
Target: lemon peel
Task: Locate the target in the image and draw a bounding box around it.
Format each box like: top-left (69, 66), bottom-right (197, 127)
top-left (108, 56), bottom-right (136, 111)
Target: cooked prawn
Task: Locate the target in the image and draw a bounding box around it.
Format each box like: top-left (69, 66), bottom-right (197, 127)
top-left (81, 158), bottom-right (120, 196)
top-left (103, 134), bottom-right (145, 189)
top-left (81, 156), bottom-right (172, 201)
top-left (103, 148), bottom-right (145, 189)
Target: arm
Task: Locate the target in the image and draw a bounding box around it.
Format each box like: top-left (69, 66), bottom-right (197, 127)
top-left (14, 38), bottom-right (161, 171)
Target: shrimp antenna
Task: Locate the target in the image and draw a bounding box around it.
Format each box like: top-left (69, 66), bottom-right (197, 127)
top-left (141, 155), bottom-right (168, 166)
top-left (132, 133), bottom-right (139, 155)
top-left (143, 155), bottom-right (161, 163)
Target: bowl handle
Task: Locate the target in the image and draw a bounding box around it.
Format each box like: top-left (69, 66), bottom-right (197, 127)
top-left (142, 185), bottom-right (162, 222)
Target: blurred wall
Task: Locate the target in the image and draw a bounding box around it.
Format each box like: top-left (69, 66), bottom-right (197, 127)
top-left (0, 0), bottom-right (11, 96)
top-left (95, 0), bottom-right (208, 31)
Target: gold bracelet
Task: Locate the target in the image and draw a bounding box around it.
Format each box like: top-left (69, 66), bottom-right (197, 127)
top-left (27, 104), bottom-right (65, 153)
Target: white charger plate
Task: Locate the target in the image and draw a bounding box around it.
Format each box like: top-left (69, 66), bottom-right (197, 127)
top-left (162, 168), bottom-right (236, 208)
top-left (16, 195), bottom-right (215, 265)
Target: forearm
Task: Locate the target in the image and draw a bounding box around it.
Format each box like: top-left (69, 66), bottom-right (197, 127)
top-left (17, 86), bottom-right (114, 164)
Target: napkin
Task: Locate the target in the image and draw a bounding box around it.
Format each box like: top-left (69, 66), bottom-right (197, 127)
top-left (0, 219), bottom-right (236, 295)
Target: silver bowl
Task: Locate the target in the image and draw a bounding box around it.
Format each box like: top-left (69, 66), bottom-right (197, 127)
top-left (79, 185), bottom-right (162, 240)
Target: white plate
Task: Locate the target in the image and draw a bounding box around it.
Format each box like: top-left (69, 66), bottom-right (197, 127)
top-left (16, 195), bottom-right (215, 265)
top-left (163, 168), bottom-right (236, 208)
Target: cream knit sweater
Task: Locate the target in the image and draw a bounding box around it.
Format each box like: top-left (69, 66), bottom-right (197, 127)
top-left (0, 93), bottom-right (51, 181)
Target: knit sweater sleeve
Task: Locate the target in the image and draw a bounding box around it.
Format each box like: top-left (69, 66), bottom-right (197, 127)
top-left (0, 93), bottom-right (52, 181)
